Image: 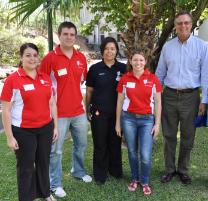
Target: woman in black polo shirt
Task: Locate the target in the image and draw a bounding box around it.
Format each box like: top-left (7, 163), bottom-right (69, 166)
top-left (86, 37), bottom-right (126, 184)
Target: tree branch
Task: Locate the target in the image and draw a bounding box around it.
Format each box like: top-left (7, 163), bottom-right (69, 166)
top-left (191, 0), bottom-right (208, 30)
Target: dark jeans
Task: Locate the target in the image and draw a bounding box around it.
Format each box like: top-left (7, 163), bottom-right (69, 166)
top-left (91, 111), bottom-right (122, 183)
top-left (162, 87), bottom-right (200, 174)
top-left (12, 121), bottom-right (53, 201)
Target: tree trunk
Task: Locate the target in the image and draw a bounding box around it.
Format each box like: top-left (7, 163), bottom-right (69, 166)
top-left (120, 0), bottom-right (158, 70)
top-left (121, 0), bottom-right (208, 72)
top-left (47, 1), bottom-right (53, 51)
top-left (191, 0), bottom-right (208, 30)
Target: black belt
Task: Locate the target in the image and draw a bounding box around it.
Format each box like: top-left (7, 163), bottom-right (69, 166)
top-left (166, 87), bottom-right (198, 93)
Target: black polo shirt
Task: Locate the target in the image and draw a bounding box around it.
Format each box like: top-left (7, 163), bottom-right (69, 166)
top-left (86, 60), bottom-right (126, 114)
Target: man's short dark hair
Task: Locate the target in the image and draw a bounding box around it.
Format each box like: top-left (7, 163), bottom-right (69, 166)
top-left (175, 10), bottom-right (192, 23)
top-left (58, 21), bottom-right (77, 36)
top-left (100, 37), bottom-right (119, 57)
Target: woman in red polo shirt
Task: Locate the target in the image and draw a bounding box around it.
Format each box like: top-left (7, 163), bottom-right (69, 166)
top-left (1, 43), bottom-right (58, 201)
top-left (116, 51), bottom-right (162, 195)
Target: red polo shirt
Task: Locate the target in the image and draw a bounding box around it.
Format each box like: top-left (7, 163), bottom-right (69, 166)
top-left (117, 69), bottom-right (162, 114)
top-left (0, 68), bottom-right (53, 128)
top-left (39, 45), bottom-right (87, 117)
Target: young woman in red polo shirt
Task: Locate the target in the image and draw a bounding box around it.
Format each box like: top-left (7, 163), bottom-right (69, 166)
top-left (1, 43), bottom-right (58, 201)
top-left (116, 51), bottom-right (162, 195)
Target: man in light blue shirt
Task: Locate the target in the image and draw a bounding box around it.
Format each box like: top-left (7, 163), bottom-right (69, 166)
top-left (156, 10), bottom-right (208, 185)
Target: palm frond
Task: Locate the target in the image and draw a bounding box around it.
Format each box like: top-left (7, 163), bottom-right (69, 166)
top-left (9, 0), bottom-right (83, 24)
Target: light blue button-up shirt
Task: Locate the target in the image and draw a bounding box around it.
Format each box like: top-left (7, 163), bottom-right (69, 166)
top-left (156, 35), bottom-right (208, 103)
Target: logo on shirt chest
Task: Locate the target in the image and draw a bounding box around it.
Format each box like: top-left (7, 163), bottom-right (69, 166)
top-left (143, 79), bottom-right (153, 87)
top-left (77, 60), bottom-right (85, 69)
top-left (98, 73), bottom-right (105, 76)
top-left (40, 79), bottom-right (50, 86)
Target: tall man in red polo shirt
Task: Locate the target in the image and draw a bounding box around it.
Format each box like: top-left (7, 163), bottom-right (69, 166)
top-left (40, 22), bottom-right (92, 198)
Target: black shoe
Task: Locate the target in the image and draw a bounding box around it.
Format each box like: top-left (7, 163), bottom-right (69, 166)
top-left (109, 173), bottom-right (123, 179)
top-left (161, 171), bottom-right (177, 183)
top-left (178, 172), bottom-right (191, 185)
top-left (95, 180), bottom-right (105, 185)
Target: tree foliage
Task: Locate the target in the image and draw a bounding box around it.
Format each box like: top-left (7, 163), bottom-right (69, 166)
top-left (0, 3), bottom-right (47, 65)
top-left (9, 0), bottom-right (83, 50)
top-left (9, 0), bottom-right (82, 24)
top-left (81, 0), bottom-right (208, 70)
top-left (7, 0), bottom-right (208, 69)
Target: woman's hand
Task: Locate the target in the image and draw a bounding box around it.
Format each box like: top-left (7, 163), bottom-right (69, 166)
top-left (7, 136), bottom-right (19, 151)
top-left (115, 123), bottom-right (122, 137)
top-left (52, 127), bottom-right (58, 143)
top-left (151, 124), bottom-right (160, 140)
top-left (115, 93), bottom-right (124, 138)
top-left (86, 105), bottom-right (92, 121)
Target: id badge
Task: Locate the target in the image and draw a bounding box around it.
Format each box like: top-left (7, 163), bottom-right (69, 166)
top-left (116, 71), bottom-right (121, 81)
top-left (126, 82), bottom-right (136, 88)
top-left (58, 68), bottom-right (67, 76)
top-left (23, 84), bottom-right (35, 91)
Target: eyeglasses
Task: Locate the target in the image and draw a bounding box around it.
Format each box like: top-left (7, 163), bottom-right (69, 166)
top-left (176, 21), bottom-right (192, 26)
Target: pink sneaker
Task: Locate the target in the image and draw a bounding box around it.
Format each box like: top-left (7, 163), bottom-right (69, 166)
top-left (128, 181), bottom-right (139, 192)
top-left (142, 184), bottom-right (151, 196)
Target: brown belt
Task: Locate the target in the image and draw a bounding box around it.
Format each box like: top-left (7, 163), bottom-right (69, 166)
top-left (166, 87), bottom-right (199, 93)
top-left (124, 111), bottom-right (153, 118)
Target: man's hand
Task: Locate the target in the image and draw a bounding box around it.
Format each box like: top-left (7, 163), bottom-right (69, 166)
top-left (199, 103), bottom-right (206, 115)
top-left (52, 127), bottom-right (58, 143)
top-left (151, 124), bottom-right (160, 140)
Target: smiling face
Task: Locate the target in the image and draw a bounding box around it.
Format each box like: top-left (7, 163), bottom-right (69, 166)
top-left (20, 47), bottom-right (39, 70)
top-left (58, 27), bottom-right (76, 49)
top-left (175, 14), bottom-right (192, 42)
top-left (103, 42), bottom-right (117, 62)
top-left (130, 53), bottom-right (146, 73)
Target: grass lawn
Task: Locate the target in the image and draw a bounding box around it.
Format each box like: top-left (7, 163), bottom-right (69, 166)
top-left (1, 128), bottom-right (208, 201)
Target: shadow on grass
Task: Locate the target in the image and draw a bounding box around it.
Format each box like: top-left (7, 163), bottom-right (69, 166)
top-left (1, 127), bottom-right (208, 201)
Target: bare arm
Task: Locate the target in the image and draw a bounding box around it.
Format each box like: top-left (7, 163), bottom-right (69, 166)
top-left (2, 101), bottom-right (19, 150)
top-left (115, 93), bottom-right (125, 137)
top-left (49, 97), bottom-right (58, 143)
top-left (151, 92), bottom-right (162, 140)
top-left (86, 86), bottom-right (94, 108)
top-left (86, 86), bottom-right (94, 121)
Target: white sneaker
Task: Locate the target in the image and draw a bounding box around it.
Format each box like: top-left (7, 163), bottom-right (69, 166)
top-left (53, 187), bottom-right (66, 198)
top-left (82, 175), bottom-right (92, 183)
top-left (70, 167), bottom-right (74, 174)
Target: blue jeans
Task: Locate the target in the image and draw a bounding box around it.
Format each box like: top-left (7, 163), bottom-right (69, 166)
top-left (122, 111), bottom-right (154, 185)
top-left (49, 113), bottom-right (88, 189)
